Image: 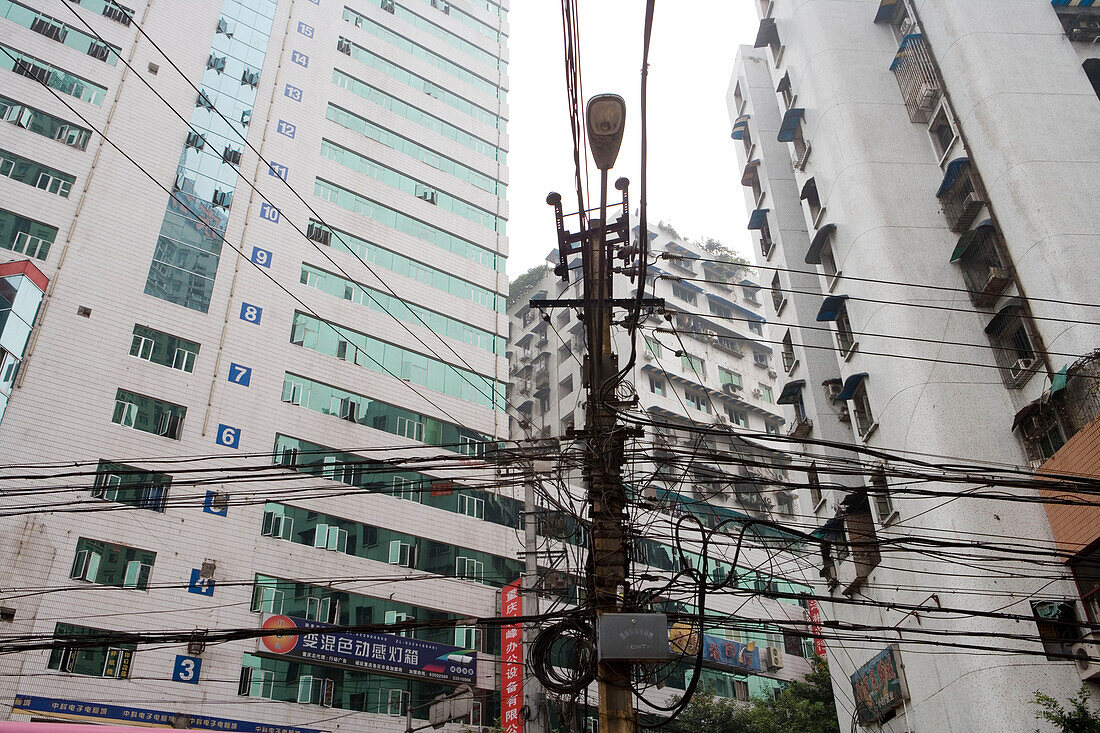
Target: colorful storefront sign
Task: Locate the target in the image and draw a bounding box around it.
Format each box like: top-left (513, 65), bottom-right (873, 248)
top-left (807, 599), bottom-right (828, 658)
top-left (12, 694), bottom-right (324, 733)
top-left (500, 578), bottom-right (524, 733)
top-left (851, 644), bottom-right (910, 725)
top-left (257, 615), bottom-right (475, 684)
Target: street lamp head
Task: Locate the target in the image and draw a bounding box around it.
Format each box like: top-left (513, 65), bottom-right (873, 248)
top-left (586, 93), bottom-right (627, 171)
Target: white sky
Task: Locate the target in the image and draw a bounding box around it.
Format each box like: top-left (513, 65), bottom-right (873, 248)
top-left (505, 1), bottom-right (761, 278)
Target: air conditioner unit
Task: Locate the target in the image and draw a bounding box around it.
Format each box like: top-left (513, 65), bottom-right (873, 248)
top-left (643, 350), bottom-right (654, 362)
top-left (899, 18), bottom-right (916, 36)
top-left (752, 388), bottom-right (763, 398)
top-left (1010, 357), bottom-right (1037, 379)
top-left (722, 382), bottom-right (741, 396)
top-left (766, 646), bottom-right (784, 670)
top-left (1071, 633), bottom-right (1100, 681)
top-left (767, 369), bottom-right (778, 379)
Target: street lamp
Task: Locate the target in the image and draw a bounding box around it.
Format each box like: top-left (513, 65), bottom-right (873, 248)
top-left (586, 93), bottom-right (627, 171)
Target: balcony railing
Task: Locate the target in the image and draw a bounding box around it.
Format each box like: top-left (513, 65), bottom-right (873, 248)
top-left (787, 417), bottom-right (813, 439)
top-left (940, 164), bottom-right (987, 233)
top-left (955, 226), bottom-right (1012, 307)
top-left (890, 33), bottom-right (941, 123)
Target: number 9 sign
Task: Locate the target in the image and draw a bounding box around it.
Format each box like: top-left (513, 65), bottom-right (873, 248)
top-left (216, 424), bottom-right (241, 449)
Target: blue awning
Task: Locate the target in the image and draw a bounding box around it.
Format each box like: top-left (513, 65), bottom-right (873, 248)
top-left (950, 219), bottom-right (994, 262)
top-left (984, 297), bottom-right (1023, 335)
top-left (741, 159), bottom-right (762, 187)
top-left (800, 177), bottom-right (817, 201)
top-left (747, 209), bottom-right (770, 230)
top-left (754, 17), bottom-right (778, 48)
top-left (776, 73), bottom-right (791, 94)
top-left (936, 157), bottom-right (970, 198)
top-left (816, 294), bottom-right (849, 322)
top-left (777, 380), bottom-right (806, 405)
top-left (835, 373), bottom-right (869, 401)
top-left (805, 223), bottom-right (836, 265)
top-left (1051, 0), bottom-right (1096, 6)
top-left (731, 114), bottom-right (750, 140)
top-left (875, 0), bottom-right (901, 22)
top-left (778, 108), bottom-right (805, 142)
top-left (889, 33), bottom-right (924, 71)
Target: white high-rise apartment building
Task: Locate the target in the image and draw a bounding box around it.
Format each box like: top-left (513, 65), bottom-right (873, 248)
top-left (729, 1), bottom-right (1100, 730)
top-left (0, 0), bottom-right (513, 730)
top-left (507, 225), bottom-right (823, 719)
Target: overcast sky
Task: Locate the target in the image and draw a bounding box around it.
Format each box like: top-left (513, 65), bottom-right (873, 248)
top-left (505, 2), bottom-right (761, 278)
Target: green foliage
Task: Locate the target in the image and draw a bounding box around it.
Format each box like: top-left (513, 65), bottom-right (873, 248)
top-left (666, 657), bottom-right (840, 733)
top-left (656, 219), bottom-right (682, 239)
top-left (694, 236), bottom-right (751, 284)
top-left (507, 264), bottom-right (549, 309)
top-left (1033, 686), bottom-right (1100, 732)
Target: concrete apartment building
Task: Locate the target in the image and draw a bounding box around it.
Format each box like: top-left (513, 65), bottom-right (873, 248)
top-left (728, 0), bottom-right (1100, 730)
top-left (0, 0), bottom-right (516, 730)
top-left (507, 225), bottom-right (823, 717)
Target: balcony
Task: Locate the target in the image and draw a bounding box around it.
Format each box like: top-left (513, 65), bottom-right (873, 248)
top-left (951, 221), bottom-right (1012, 307)
top-left (937, 158), bottom-right (987, 233)
top-left (787, 416), bottom-right (813, 439)
top-left (1053, 3), bottom-right (1100, 42)
top-left (889, 33), bottom-right (941, 123)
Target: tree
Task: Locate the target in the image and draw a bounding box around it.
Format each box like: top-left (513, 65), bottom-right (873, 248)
top-left (694, 236), bottom-right (752, 284)
top-left (665, 657), bottom-right (841, 733)
top-left (508, 264), bottom-right (549, 309)
top-left (1033, 686), bottom-right (1100, 732)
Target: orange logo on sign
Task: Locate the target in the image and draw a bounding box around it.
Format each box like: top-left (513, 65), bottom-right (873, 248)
top-left (260, 615), bottom-right (298, 654)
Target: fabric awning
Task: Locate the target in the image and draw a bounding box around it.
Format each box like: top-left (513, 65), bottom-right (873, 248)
top-left (835, 373), bottom-right (869, 401)
top-left (1011, 399), bottom-right (1042, 432)
top-left (741, 160), bottom-right (762, 187)
top-left (1051, 365), bottom-right (1069, 396)
top-left (776, 73), bottom-right (791, 94)
top-left (950, 219), bottom-right (994, 262)
top-left (747, 209), bottom-right (770, 230)
top-left (754, 17), bottom-right (778, 48)
top-left (777, 380), bottom-right (806, 405)
top-left (984, 297), bottom-right (1023, 335)
top-left (816, 294), bottom-right (850, 322)
top-left (731, 114), bottom-right (750, 140)
top-left (805, 223), bottom-right (836, 265)
top-left (936, 157), bottom-right (970, 198)
top-left (778, 108), bottom-right (805, 142)
top-left (874, 0), bottom-right (901, 23)
top-left (800, 177), bottom-right (818, 201)
top-left (890, 33), bottom-right (924, 71)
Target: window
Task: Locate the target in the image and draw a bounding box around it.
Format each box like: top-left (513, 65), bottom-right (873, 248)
top-left (742, 285), bottom-right (760, 304)
top-left (92, 461), bottom-right (170, 513)
top-left (869, 468), bottom-right (894, 522)
top-left (835, 303), bottom-right (856, 355)
top-left (953, 222), bottom-right (1011, 307)
top-left (985, 303), bottom-right (1039, 388)
top-left (111, 389), bottom-right (186, 439)
top-left (251, 583), bottom-right (285, 614)
top-left (808, 463), bottom-right (822, 507)
top-left (456, 556), bottom-right (485, 582)
top-left (313, 524), bottom-right (349, 553)
top-left (1072, 544), bottom-right (1100, 624)
top-left (1, 94), bottom-right (91, 149)
top-left (388, 689), bottom-right (410, 716)
top-left (48, 624), bottom-right (135, 678)
top-left (396, 416), bottom-right (425, 441)
top-left (306, 596), bottom-right (338, 623)
top-left (0, 208), bottom-right (57, 260)
top-left (801, 177), bottom-right (822, 223)
top-left (781, 332), bottom-right (796, 373)
top-left (748, 321), bottom-right (763, 336)
top-left (239, 667), bottom-right (274, 699)
top-left (819, 240), bottom-right (838, 281)
top-left (719, 368), bottom-right (741, 388)
top-left (928, 106), bottom-right (956, 160)
top-left (70, 538), bottom-right (155, 590)
top-left (457, 493), bottom-right (484, 519)
top-left (733, 82), bottom-right (744, 114)
top-left (843, 495), bottom-right (881, 588)
top-left (727, 408), bottom-right (748, 427)
top-left (129, 325), bottom-right (200, 373)
top-left (777, 72), bottom-right (793, 109)
top-left (388, 540), bottom-right (416, 568)
top-left (753, 350), bottom-right (769, 367)
top-left (765, 421), bottom-right (780, 435)
top-left (649, 377), bottom-right (665, 396)
top-left (852, 382), bottom-right (874, 437)
top-left (455, 626), bottom-right (479, 650)
top-left (261, 507), bottom-right (294, 539)
top-left (1085, 59), bottom-right (1100, 101)
top-left (681, 353), bottom-right (705, 378)
top-left (1, 44), bottom-right (108, 105)
top-left (770, 273), bottom-right (785, 313)
top-left (671, 283), bottom-right (697, 305)
top-left (0, 148), bottom-right (75, 197)
top-left (890, 32), bottom-right (941, 123)
top-left (685, 391), bottom-right (709, 413)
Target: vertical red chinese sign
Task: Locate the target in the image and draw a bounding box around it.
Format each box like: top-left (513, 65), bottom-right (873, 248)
top-left (807, 599), bottom-right (827, 658)
top-left (501, 579), bottom-right (524, 733)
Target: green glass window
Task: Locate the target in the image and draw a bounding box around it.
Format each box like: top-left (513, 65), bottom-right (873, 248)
top-left (92, 460), bottom-right (171, 513)
top-left (0, 148), bottom-right (75, 196)
top-left (681, 353), bottom-right (705, 377)
top-left (320, 141), bottom-right (504, 233)
top-left (0, 94), bottom-right (92, 149)
top-left (111, 388), bottom-right (186, 439)
top-left (0, 44), bottom-right (107, 105)
top-left (315, 178), bottom-right (503, 273)
top-left (290, 310), bottom-right (505, 410)
top-left (645, 338), bottom-right (662, 358)
top-left (339, 9), bottom-right (503, 100)
top-left (300, 265), bottom-right (502, 354)
top-left (343, 5), bottom-right (503, 71)
top-left (69, 537), bottom-right (156, 590)
top-left (342, 39), bottom-right (503, 130)
top-left (332, 69), bottom-right (504, 163)
top-left (129, 324), bottom-right (200, 372)
top-left (281, 373), bottom-right (495, 454)
top-left (47, 623), bottom-right (135, 677)
top-left (0, 208), bottom-right (56, 260)
top-left (671, 283), bottom-right (697, 305)
top-left (0, 0), bottom-right (121, 65)
top-left (719, 367), bottom-right (741, 388)
top-left (272, 433), bottom-right (520, 529)
top-left (326, 104), bottom-right (504, 196)
top-left (408, 0), bottom-right (504, 43)
top-left (258, 501), bottom-right (523, 587)
top-left (61, 0), bottom-right (133, 26)
top-left (307, 219), bottom-right (504, 312)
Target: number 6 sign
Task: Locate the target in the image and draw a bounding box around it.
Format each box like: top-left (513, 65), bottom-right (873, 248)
top-left (216, 424), bottom-right (241, 449)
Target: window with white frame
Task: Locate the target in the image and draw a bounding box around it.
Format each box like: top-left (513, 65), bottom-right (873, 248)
top-left (457, 493), bottom-right (485, 519)
top-left (388, 540), bottom-right (416, 568)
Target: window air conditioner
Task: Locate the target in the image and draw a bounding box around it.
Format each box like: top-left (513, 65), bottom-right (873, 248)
top-left (766, 646), bottom-right (784, 670)
top-left (767, 369), bottom-right (778, 379)
top-left (1010, 357), bottom-right (1036, 379)
top-left (722, 382), bottom-right (741, 396)
top-left (752, 388), bottom-right (763, 398)
top-left (1071, 632), bottom-right (1100, 681)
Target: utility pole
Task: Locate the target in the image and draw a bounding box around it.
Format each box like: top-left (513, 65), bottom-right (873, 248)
top-left (523, 458), bottom-right (548, 733)
top-left (535, 94), bottom-right (662, 733)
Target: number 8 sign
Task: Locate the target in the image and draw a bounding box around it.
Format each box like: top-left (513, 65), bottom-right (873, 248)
top-left (216, 424), bottom-right (241, 449)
